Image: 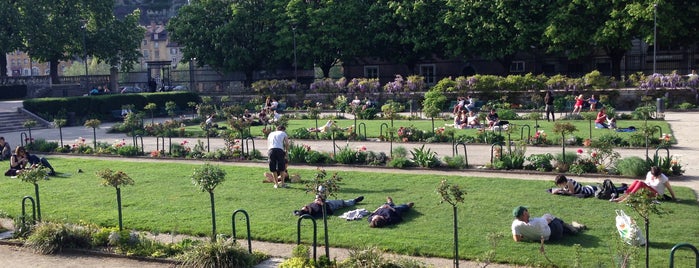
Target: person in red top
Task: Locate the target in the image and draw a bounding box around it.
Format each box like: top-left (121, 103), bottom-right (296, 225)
top-left (595, 107), bottom-right (609, 129)
top-left (573, 94), bottom-right (584, 114)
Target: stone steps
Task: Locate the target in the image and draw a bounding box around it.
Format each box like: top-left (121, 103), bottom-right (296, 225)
top-left (0, 111), bottom-right (48, 133)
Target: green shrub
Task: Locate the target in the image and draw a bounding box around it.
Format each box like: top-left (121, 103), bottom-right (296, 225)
top-left (290, 128), bottom-right (312, 139)
top-left (334, 146), bottom-right (360, 164)
top-left (410, 145), bottom-right (440, 168)
top-left (116, 145), bottom-right (140, 156)
top-left (25, 139), bottom-right (59, 152)
top-left (554, 152), bottom-right (578, 165)
top-left (443, 155), bottom-right (467, 169)
top-left (614, 156), bottom-right (648, 177)
top-left (179, 238), bottom-right (255, 268)
top-left (392, 146), bottom-right (408, 158)
top-left (356, 107), bottom-right (378, 120)
top-left (496, 109), bottom-right (520, 120)
top-left (677, 102), bottom-right (695, 110)
top-left (26, 222), bottom-right (95, 254)
top-left (387, 157), bottom-right (413, 168)
top-left (524, 153), bottom-right (554, 172)
top-left (288, 143), bottom-right (310, 163)
top-left (598, 134), bottom-right (628, 147)
top-left (305, 151), bottom-right (330, 164)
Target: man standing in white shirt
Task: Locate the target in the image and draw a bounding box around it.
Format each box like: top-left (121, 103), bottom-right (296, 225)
top-left (267, 125), bottom-right (289, 188)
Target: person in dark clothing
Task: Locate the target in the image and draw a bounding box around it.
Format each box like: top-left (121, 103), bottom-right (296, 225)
top-left (544, 91), bottom-right (555, 121)
top-left (294, 195), bottom-right (364, 218)
top-left (0, 136), bottom-right (11, 160)
top-left (368, 197), bottom-right (414, 228)
top-left (27, 151), bottom-right (56, 176)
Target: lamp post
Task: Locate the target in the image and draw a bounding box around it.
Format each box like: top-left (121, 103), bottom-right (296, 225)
top-left (653, 3), bottom-right (657, 74)
top-left (292, 26), bottom-right (298, 81)
top-left (81, 20), bottom-right (88, 89)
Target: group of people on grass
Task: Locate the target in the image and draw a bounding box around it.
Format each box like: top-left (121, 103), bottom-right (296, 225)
top-left (453, 108), bottom-right (508, 130)
top-left (573, 94), bottom-right (599, 114)
top-left (2, 137), bottom-right (57, 177)
top-left (517, 166), bottom-right (678, 243)
top-left (265, 125), bottom-right (416, 227)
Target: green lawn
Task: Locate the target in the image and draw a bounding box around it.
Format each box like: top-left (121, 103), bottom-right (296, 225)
top-left (1, 157), bottom-right (696, 267)
top-left (185, 117), bottom-right (673, 145)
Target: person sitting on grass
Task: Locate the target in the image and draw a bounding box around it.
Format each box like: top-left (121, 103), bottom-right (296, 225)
top-left (611, 166), bottom-right (677, 202)
top-left (595, 107), bottom-right (609, 129)
top-left (466, 110), bottom-right (481, 128)
top-left (368, 197), bottom-right (414, 228)
top-left (294, 195), bottom-right (364, 218)
top-left (0, 136), bottom-right (11, 161)
top-left (549, 175), bottom-right (597, 198)
top-left (511, 206), bottom-right (585, 243)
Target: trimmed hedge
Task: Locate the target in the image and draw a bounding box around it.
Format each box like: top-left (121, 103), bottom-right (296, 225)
top-left (23, 92), bottom-right (200, 122)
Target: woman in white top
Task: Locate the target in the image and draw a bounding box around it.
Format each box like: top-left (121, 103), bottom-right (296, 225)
top-left (612, 166), bottom-right (677, 202)
top-left (466, 111), bottom-right (480, 128)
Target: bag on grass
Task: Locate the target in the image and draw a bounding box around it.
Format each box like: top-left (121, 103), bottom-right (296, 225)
top-left (615, 210), bottom-right (646, 246)
top-left (595, 179), bottom-right (617, 199)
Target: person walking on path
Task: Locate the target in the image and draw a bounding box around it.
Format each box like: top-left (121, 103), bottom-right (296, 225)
top-left (544, 91), bottom-right (555, 121)
top-left (267, 125), bottom-right (289, 188)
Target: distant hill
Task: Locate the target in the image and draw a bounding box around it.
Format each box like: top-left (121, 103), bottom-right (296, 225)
top-left (114, 0), bottom-right (189, 25)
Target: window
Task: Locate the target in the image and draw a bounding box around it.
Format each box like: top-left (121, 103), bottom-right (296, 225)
top-left (364, 66), bottom-right (379, 78)
top-left (419, 64), bottom-right (436, 84)
top-left (154, 33), bottom-right (159, 40)
top-left (143, 39), bottom-right (147, 46)
top-left (170, 48), bottom-right (177, 55)
top-left (154, 42), bottom-right (159, 48)
top-left (510, 61), bottom-right (525, 73)
top-left (154, 50), bottom-right (160, 59)
top-left (143, 50), bottom-right (150, 59)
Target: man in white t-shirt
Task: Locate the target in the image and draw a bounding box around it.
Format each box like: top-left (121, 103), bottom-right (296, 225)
top-left (267, 125), bottom-right (289, 188)
top-left (511, 206), bottom-right (585, 242)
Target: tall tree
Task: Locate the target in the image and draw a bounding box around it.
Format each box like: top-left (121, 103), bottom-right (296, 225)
top-left (366, 0), bottom-right (447, 74)
top-left (544, 0), bottom-right (654, 78)
top-left (90, 6), bottom-right (144, 91)
top-left (17, 0), bottom-right (85, 84)
top-left (0, 0), bottom-right (22, 77)
top-left (167, 0), bottom-right (279, 85)
top-left (284, 0), bottom-right (371, 78)
top-left (442, 0), bottom-right (553, 74)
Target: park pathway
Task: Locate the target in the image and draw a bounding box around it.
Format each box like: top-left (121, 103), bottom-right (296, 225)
top-left (0, 100), bottom-right (697, 267)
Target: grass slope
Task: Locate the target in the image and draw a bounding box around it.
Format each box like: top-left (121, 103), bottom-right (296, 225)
top-left (0, 157), bottom-right (696, 267)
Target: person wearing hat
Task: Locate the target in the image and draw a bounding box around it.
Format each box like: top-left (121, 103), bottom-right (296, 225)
top-left (511, 206), bottom-right (585, 242)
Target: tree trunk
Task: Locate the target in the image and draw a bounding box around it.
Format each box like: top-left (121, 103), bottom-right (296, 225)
top-left (0, 55), bottom-right (7, 78)
top-left (110, 66), bottom-right (119, 93)
top-left (209, 191), bottom-right (216, 241)
top-left (50, 59), bottom-right (60, 84)
top-left (116, 187), bottom-right (123, 231)
top-left (605, 47), bottom-right (627, 79)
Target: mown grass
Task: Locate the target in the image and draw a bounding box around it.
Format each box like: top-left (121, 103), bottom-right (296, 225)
top-left (184, 118), bottom-right (672, 144)
top-left (1, 157), bottom-right (696, 267)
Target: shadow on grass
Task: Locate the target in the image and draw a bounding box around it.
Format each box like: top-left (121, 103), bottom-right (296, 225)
top-left (548, 233), bottom-right (603, 247)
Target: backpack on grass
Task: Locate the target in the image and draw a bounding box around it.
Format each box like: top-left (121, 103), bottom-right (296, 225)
top-left (595, 179), bottom-right (618, 199)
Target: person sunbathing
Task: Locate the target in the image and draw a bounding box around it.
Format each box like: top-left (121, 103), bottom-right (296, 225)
top-left (309, 120), bottom-right (337, 133)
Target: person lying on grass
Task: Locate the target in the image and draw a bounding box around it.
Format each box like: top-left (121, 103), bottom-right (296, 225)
top-left (511, 206), bottom-right (585, 242)
top-left (549, 175), bottom-right (597, 198)
top-left (308, 120), bottom-right (337, 133)
top-left (294, 195), bottom-right (364, 218)
top-left (368, 197), bottom-right (414, 228)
